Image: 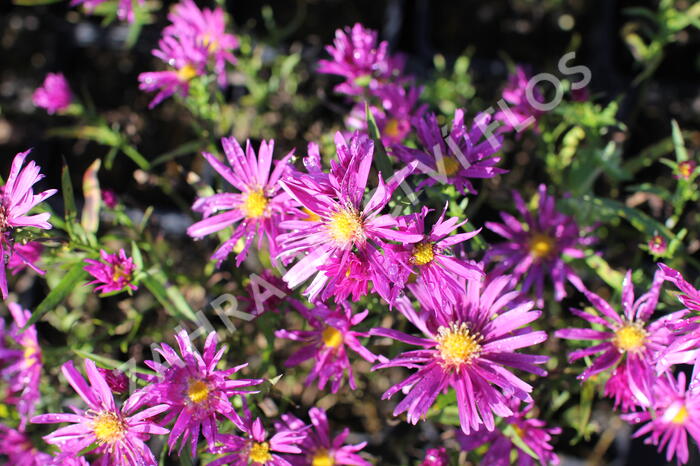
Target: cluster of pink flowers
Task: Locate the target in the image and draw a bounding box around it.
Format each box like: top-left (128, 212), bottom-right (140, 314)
top-left (8, 5), bottom-right (700, 464)
top-left (138, 0), bottom-right (238, 108)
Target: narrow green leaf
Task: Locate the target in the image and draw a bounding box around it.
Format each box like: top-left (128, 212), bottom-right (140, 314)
top-left (142, 269), bottom-right (197, 322)
top-left (671, 120), bottom-right (689, 162)
top-left (503, 424), bottom-right (539, 460)
top-left (61, 159), bottom-right (77, 237)
top-left (81, 159), bottom-right (101, 234)
top-left (24, 261), bottom-right (88, 329)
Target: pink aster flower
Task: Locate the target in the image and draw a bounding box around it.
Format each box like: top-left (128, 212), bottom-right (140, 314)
top-left (32, 73), bottom-right (72, 114)
top-left (70, 0), bottom-right (144, 22)
top-left (622, 370), bottom-right (700, 464)
top-left (187, 138), bottom-right (294, 267)
top-left (83, 248), bottom-right (137, 294)
top-left (138, 34), bottom-right (207, 108)
top-left (318, 23), bottom-right (405, 96)
top-left (277, 132), bottom-right (419, 303)
top-left (456, 399), bottom-right (561, 465)
top-left (484, 184), bottom-right (592, 304)
top-left (420, 447), bottom-right (449, 466)
top-left (0, 423), bottom-right (52, 465)
top-left (164, 0), bottom-right (238, 86)
top-left (140, 330), bottom-right (263, 456)
top-left (31, 359), bottom-right (170, 466)
top-left (8, 242), bottom-right (43, 276)
top-left (371, 275), bottom-right (549, 434)
top-left (0, 303), bottom-right (42, 429)
top-left (391, 109), bottom-right (506, 195)
top-left (555, 270), bottom-right (687, 409)
top-left (495, 66), bottom-right (544, 133)
top-left (675, 160), bottom-right (697, 180)
top-left (209, 415), bottom-right (306, 466)
top-left (101, 189), bottom-right (118, 208)
top-left (647, 234), bottom-right (667, 256)
top-left (277, 407), bottom-right (370, 466)
top-left (384, 204), bottom-right (483, 308)
top-left (0, 150), bottom-right (57, 299)
top-left (275, 300), bottom-right (378, 393)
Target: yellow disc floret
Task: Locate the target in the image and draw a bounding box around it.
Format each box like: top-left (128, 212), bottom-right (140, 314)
top-left (327, 208), bottom-right (363, 245)
top-left (412, 242), bottom-right (435, 266)
top-left (529, 233), bottom-right (555, 259)
top-left (241, 189), bottom-right (269, 219)
top-left (322, 327), bottom-right (343, 348)
top-left (613, 323), bottom-right (647, 353)
top-left (437, 157), bottom-right (461, 176)
top-left (93, 411), bottom-right (126, 445)
top-left (187, 379), bottom-right (210, 404)
top-left (672, 405), bottom-right (688, 424)
top-left (435, 322), bottom-right (482, 369)
top-left (312, 449), bottom-right (335, 466)
top-left (384, 119), bottom-right (401, 139)
top-left (177, 64), bottom-right (198, 81)
top-left (249, 441), bottom-right (273, 463)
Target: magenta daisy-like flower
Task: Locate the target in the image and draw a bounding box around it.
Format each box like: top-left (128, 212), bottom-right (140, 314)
top-left (555, 270), bottom-right (688, 409)
top-left (0, 150), bottom-right (57, 299)
top-left (84, 248), bottom-right (137, 294)
top-left (385, 204), bottom-right (483, 308)
top-left (484, 184), bottom-right (592, 304)
top-left (277, 407), bottom-right (370, 466)
top-left (456, 399), bottom-right (561, 465)
top-left (32, 73), bottom-right (72, 114)
top-left (277, 131), bottom-right (419, 302)
top-left (209, 416), bottom-right (306, 466)
top-left (187, 137), bottom-right (294, 267)
top-left (0, 303), bottom-right (43, 430)
top-left (494, 66), bottom-right (543, 133)
top-left (31, 359), bottom-right (170, 466)
top-left (391, 109), bottom-right (506, 195)
top-left (0, 423), bottom-right (52, 465)
top-left (138, 34), bottom-right (207, 108)
top-left (371, 275), bottom-right (548, 434)
top-left (318, 23), bottom-right (404, 96)
top-left (164, 0), bottom-right (238, 86)
top-left (70, 0), bottom-right (144, 22)
top-left (140, 330), bottom-right (263, 456)
top-left (275, 300), bottom-right (378, 393)
top-left (622, 370), bottom-right (700, 464)
top-left (420, 447), bottom-right (449, 466)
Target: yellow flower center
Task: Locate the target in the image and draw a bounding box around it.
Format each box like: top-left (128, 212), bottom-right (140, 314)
top-left (384, 118), bottom-right (401, 139)
top-left (412, 242), bottom-right (435, 266)
top-left (678, 161), bottom-right (694, 179)
top-left (529, 233), bottom-right (555, 259)
top-left (322, 327), bottom-right (343, 348)
top-left (112, 263), bottom-right (131, 283)
top-left (177, 64), bottom-right (198, 82)
top-left (327, 208), bottom-right (363, 245)
top-left (437, 156), bottom-right (461, 176)
top-left (672, 405), bottom-right (688, 424)
top-left (249, 441), bottom-right (272, 463)
top-left (187, 379), bottom-right (210, 404)
top-left (202, 33), bottom-right (219, 52)
top-left (303, 207), bottom-right (321, 222)
top-left (93, 411), bottom-right (126, 445)
top-left (312, 449), bottom-right (335, 466)
top-left (435, 322), bottom-right (482, 368)
top-left (241, 189), bottom-right (268, 219)
top-left (613, 324), bottom-right (647, 352)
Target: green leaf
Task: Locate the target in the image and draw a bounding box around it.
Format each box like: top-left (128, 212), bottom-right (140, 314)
top-left (24, 261), bottom-right (88, 329)
top-left (503, 424), bottom-right (539, 460)
top-left (585, 251), bottom-right (625, 292)
top-left (61, 159), bottom-right (77, 237)
top-left (72, 349), bottom-right (154, 376)
top-left (671, 120), bottom-right (689, 162)
top-left (142, 269), bottom-right (197, 322)
top-left (81, 159), bottom-right (101, 235)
